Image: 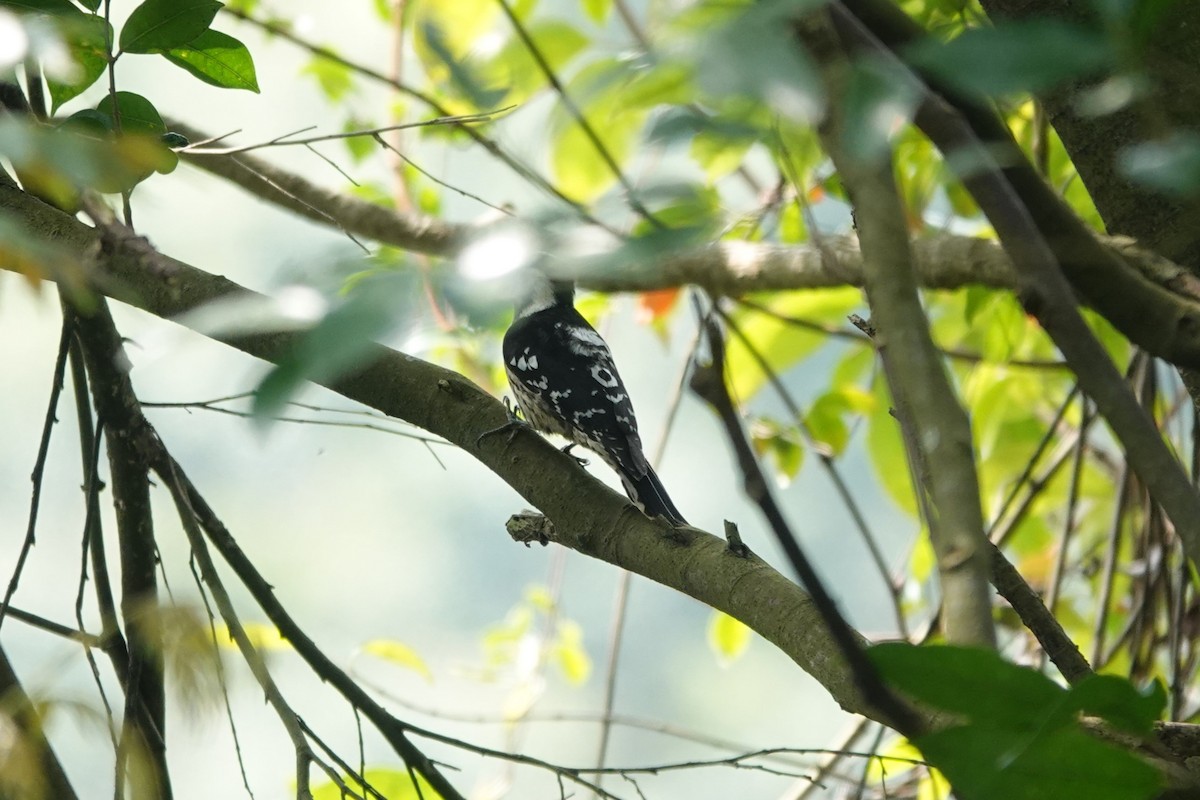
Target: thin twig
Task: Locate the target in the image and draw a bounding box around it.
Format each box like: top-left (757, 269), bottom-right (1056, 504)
top-left (187, 560), bottom-right (256, 798)
top-left (0, 317), bottom-right (70, 632)
top-left (372, 132), bottom-right (511, 215)
top-left (184, 113), bottom-right (509, 156)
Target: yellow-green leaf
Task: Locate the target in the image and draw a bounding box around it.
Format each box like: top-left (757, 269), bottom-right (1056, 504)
top-left (312, 768), bottom-right (440, 800)
top-left (362, 639), bottom-right (433, 682)
top-left (707, 610), bottom-right (751, 665)
top-left (865, 737), bottom-right (924, 783)
top-left (726, 288), bottom-right (863, 401)
top-left (551, 620), bottom-right (592, 685)
top-left (215, 621), bottom-right (291, 651)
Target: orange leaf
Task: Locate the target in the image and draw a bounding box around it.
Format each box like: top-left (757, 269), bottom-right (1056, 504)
top-left (637, 288), bottom-right (681, 324)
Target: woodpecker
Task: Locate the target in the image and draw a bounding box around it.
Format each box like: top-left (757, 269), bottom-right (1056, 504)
top-left (502, 276), bottom-right (687, 525)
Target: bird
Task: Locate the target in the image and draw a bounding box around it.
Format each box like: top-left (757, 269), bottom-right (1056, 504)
top-left (501, 274), bottom-right (687, 526)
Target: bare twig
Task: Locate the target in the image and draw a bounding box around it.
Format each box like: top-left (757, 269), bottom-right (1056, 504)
top-left (219, 7), bottom-right (601, 226)
top-left (183, 112), bottom-right (509, 155)
top-left (0, 317), bottom-right (70, 633)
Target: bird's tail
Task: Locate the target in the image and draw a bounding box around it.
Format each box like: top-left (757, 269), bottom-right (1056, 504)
top-left (623, 465), bottom-right (687, 526)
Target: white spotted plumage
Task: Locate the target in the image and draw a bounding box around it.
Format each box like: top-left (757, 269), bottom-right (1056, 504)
top-left (501, 276), bottom-right (686, 525)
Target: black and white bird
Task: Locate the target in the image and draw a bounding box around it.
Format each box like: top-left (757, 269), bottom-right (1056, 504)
top-left (502, 275), bottom-right (687, 525)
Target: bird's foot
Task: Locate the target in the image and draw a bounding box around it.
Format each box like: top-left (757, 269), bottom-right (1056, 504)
top-left (561, 443), bottom-right (589, 467)
top-left (476, 397), bottom-right (524, 448)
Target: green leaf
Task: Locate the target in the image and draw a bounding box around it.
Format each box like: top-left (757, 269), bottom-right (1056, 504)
top-left (91, 93), bottom-right (178, 181)
top-left (840, 56), bottom-right (919, 161)
top-left (97, 91), bottom-right (165, 135)
top-left (419, 19), bottom-right (506, 110)
top-left (805, 387), bottom-right (874, 456)
top-left (621, 61), bottom-right (692, 110)
top-left (252, 273), bottom-right (409, 421)
top-left (919, 725), bottom-right (1160, 800)
top-left (76, 0), bottom-right (97, 8)
top-left (724, 288), bottom-right (862, 401)
top-left (550, 620), bottom-right (591, 685)
top-left (120, 0), bottom-right (222, 53)
top-left (481, 20), bottom-right (588, 106)
top-left (864, 737), bottom-right (924, 784)
top-left (707, 610), bottom-right (752, 665)
top-left (692, 0), bottom-right (824, 122)
top-left (45, 13), bottom-right (111, 112)
top-left (904, 20), bottom-right (1116, 96)
top-left (302, 56), bottom-right (354, 102)
top-left (776, 202), bottom-right (805, 243)
top-left (312, 769), bottom-right (441, 800)
top-left (342, 117), bottom-right (375, 163)
top-left (0, 0), bottom-right (81, 14)
top-left (870, 643), bottom-right (1064, 731)
top-left (866, 380), bottom-right (918, 515)
top-left (749, 416), bottom-right (804, 483)
top-left (1063, 675), bottom-right (1165, 736)
top-left (552, 108), bottom-right (644, 201)
top-left (691, 126), bottom-right (755, 180)
top-left (162, 29), bottom-right (259, 92)
top-left (214, 621), bottom-right (290, 651)
top-left (581, 0), bottom-right (609, 23)
top-left (412, 0), bottom-right (496, 58)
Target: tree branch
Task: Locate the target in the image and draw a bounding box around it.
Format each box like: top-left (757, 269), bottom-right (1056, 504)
top-left (71, 298), bottom-right (172, 800)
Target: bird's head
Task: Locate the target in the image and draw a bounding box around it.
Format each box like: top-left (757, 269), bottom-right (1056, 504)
top-left (516, 271), bottom-right (575, 318)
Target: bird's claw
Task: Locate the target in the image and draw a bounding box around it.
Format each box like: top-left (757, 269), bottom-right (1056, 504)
top-left (477, 397), bottom-right (524, 448)
top-left (561, 443), bottom-right (589, 467)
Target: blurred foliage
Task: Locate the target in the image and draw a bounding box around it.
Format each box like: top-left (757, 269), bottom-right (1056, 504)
top-left (312, 768), bottom-right (440, 800)
top-left (5, 0), bottom-right (1200, 798)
